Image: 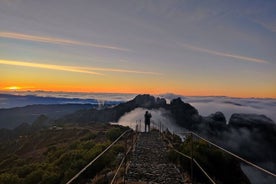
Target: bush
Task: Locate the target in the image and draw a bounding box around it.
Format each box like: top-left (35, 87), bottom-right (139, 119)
top-left (81, 141), bottom-right (95, 150)
top-left (179, 137), bottom-right (250, 184)
top-left (0, 173), bottom-right (20, 184)
top-left (41, 171), bottom-right (60, 184)
top-left (80, 132), bottom-right (97, 141)
top-left (23, 169), bottom-right (43, 184)
top-left (15, 165), bottom-right (33, 178)
top-left (106, 128), bottom-right (122, 141)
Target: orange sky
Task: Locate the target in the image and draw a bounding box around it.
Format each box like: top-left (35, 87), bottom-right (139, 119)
top-left (1, 1), bottom-right (276, 98)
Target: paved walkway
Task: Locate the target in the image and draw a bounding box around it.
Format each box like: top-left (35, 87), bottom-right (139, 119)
top-left (125, 131), bottom-right (184, 184)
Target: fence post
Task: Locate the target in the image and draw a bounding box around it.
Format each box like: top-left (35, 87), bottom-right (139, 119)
top-left (139, 120), bottom-right (141, 132)
top-left (124, 134), bottom-right (128, 184)
top-left (191, 132), bottom-right (194, 183)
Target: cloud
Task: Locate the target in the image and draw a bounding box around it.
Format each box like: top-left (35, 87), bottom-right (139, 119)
top-left (0, 32), bottom-right (130, 52)
top-left (76, 66), bottom-right (162, 75)
top-left (0, 59), bottom-right (162, 76)
top-left (255, 19), bottom-right (276, 33)
top-left (0, 59), bottom-right (103, 75)
top-left (181, 43), bottom-right (270, 64)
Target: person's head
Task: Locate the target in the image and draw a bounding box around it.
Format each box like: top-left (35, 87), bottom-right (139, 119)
top-left (145, 111), bottom-right (148, 114)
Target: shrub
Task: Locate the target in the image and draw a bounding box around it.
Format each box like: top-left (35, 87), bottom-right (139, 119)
top-left (106, 128), bottom-right (122, 141)
top-left (0, 173), bottom-right (20, 184)
top-left (41, 171), bottom-right (60, 184)
top-left (23, 169), bottom-right (43, 184)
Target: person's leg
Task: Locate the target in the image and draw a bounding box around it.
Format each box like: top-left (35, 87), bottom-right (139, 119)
top-left (145, 123), bottom-right (146, 132)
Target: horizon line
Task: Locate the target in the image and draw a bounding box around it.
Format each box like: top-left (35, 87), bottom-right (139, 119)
top-left (0, 90), bottom-right (275, 99)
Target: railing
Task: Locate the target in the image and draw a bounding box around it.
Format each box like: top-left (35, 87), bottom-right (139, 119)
top-left (172, 131), bottom-right (276, 184)
top-left (71, 119), bottom-right (275, 183)
top-left (147, 120), bottom-right (276, 183)
top-left (66, 128), bottom-right (137, 184)
top-left (111, 124), bottom-right (139, 184)
top-left (187, 131), bottom-right (276, 177)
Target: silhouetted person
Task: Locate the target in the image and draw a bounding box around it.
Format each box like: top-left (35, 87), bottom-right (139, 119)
top-left (144, 111), bottom-right (152, 132)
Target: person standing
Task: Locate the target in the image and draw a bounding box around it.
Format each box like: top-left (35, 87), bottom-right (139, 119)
top-left (144, 111), bottom-right (152, 132)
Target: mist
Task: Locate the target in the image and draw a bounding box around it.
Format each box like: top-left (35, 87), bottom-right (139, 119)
top-left (1, 92), bottom-right (275, 124)
top-left (116, 108), bottom-right (187, 134)
top-left (159, 94), bottom-right (276, 123)
top-left (242, 164), bottom-right (276, 184)
top-left (116, 106), bottom-right (276, 184)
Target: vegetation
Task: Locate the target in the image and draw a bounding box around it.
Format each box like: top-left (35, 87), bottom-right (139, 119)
top-left (0, 123), bottom-right (128, 184)
top-left (166, 132), bottom-right (250, 184)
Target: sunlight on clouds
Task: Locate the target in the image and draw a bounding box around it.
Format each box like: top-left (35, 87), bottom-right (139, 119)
top-left (4, 86), bottom-right (21, 90)
top-left (0, 59), bottom-right (103, 75)
top-left (0, 59), bottom-right (161, 76)
top-left (3, 85), bottom-right (36, 91)
top-left (181, 43), bottom-right (270, 64)
top-left (0, 32), bottom-right (130, 52)
top-left (75, 66), bottom-right (162, 75)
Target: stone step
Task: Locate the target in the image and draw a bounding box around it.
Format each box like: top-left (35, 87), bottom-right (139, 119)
top-left (125, 131), bottom-right (185, 184)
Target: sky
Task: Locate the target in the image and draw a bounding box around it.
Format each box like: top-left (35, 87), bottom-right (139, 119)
top-left (0, 0), bottom-right (276, 98)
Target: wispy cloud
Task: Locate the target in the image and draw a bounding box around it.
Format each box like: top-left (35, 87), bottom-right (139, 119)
top-left (0, 32), bottom-right (130, 52)
top-left (181, 43), bottom-right (270, 64)
top-left (76, 66), bottom-right (162, 75)
top-left (0, 59), bottom-right (161, 76)
top-left (0, 59), bottom-right (103, 75)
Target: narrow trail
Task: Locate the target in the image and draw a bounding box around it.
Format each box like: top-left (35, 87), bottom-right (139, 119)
top-left (125, 131), bottom-right (184, 184)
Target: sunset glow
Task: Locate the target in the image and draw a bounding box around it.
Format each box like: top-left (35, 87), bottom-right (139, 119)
top-left (0, 1), bottom-right (275, 98)
top-left (4, 86), bottom-right (22, 91)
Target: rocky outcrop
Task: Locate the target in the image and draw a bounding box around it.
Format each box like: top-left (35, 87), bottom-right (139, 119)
top-left (201, 112), bottom-right (227, 132)
top-left (57, 94), bottom-right (168, 124)
top-left (208, 112), bottom-right (227, 123)
top-left (229, 113), bottom-right (275, 130)
top-left (57, 94), bottom-right (204, 131)
top-left (166, 97), bottom-right (200, 129)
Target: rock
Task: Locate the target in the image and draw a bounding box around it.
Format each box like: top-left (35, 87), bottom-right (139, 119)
top-left (56, 95), bottom-right (177, 124)
top-left (210, 112), bottom-right (226, 123)
top-left (202, 111), bottom-right (227, 131)
top-left (227, 113), bottom-right (276, 165)
top-left (132, 94), bottom-right (156, 108)
top-left (167, 97), bottom-right (200, 129)
top-left (156, 97), bottom-right (166, 106)
top-left (229, 113), bottom-right (274, 130)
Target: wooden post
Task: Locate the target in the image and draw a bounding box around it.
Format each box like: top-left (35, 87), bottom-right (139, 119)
top-left (124, 135), bottom-right (127, 184)
top-left (191, 132), bottom-right (194, 183)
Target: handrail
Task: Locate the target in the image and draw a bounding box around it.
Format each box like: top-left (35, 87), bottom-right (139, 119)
top-left (181, 131), bottom-right (276, 177)
top-left (66, 129), bottom-right (131, 184)
top-left (174, 144), bottom-right (216, 184)
top-left (110, 155), bottom-right (126, 184)
top-left (174, 149), bottom-right (191, 160)
top-left (110, 145), bottom-right (133, 184)
top-left (111, 129), bottom-right (138, 184)
top-left (193, 159), bottom-right (216, 184)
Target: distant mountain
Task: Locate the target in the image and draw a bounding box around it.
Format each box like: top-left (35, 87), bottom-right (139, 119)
top-left (0, 93), bottom-right (122, 108)
top-left (0, 104), bottom-right (95, 129)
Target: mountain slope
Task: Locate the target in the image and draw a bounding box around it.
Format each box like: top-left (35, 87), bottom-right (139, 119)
top-left (0, 104), bottom-right (95, 129)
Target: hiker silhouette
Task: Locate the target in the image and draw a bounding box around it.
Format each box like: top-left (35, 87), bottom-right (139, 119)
top-left (144, 111), bottom-right (152, 132)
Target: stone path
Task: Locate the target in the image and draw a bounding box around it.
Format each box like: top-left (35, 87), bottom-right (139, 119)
top-left (125, 131), bottom-right (184, 184)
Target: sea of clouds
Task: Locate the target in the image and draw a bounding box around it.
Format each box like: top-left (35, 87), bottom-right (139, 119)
top-left (0, 91), bottom-right (275, 122)
top-left (159, 93), bottom-right (276, 123)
